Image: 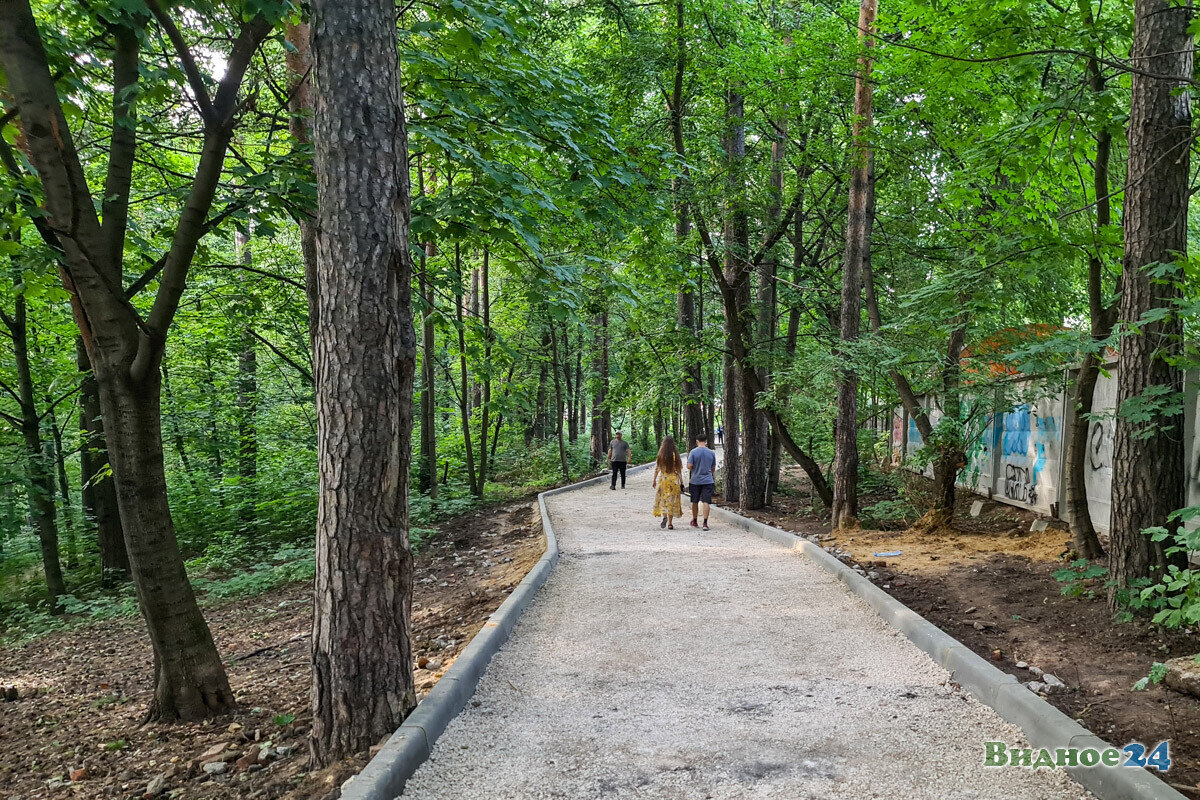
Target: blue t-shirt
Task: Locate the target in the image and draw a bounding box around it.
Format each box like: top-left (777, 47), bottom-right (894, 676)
top-left (687, 446), bottom-right (717, 485)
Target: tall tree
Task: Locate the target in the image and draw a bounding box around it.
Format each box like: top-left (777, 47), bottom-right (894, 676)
top-left (1063, 43), bottom-right (1113, 561)
top-left (1108, 0), bottom-right (1192, 606)
top-left (309, 0), bottom-right (418, 764)
top-left (0, 0), bottom-right (274, 717)
top-left (1, 258), bottom-right (66, 605)
top-left (235, 230), bottom-right (258, 533)
top-left (832, 0), bottom-right (877, 530)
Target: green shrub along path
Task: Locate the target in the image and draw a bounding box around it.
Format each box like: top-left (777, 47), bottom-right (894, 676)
top-left (398, 470), bottom-right (1093, 800)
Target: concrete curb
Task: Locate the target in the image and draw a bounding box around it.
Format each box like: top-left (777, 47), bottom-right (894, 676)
top-left (707, 504), bottom-right (1185, 800)
top-left (343, 463), bottom-right (654, 800)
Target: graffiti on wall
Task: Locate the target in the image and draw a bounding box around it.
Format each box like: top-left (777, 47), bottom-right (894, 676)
top-left (1088, 420), bottom-right (1112, 471)
top-left (999, 403), bottom-right (1060, 508)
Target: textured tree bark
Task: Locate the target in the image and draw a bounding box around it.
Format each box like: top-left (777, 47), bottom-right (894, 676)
top-left (309, 0), bottom-right (417, 764)
top-left (832, 0), bottom-right (876, 530)
top-left (76, 338), bottom-right (128, 579)
top-left (103, 370), bottom-right (236, 718)
top-left (1108, 0), bottom-right (1192, 608)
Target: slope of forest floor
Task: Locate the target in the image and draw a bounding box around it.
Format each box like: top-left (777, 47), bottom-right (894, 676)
top-left (718, 467), bottom-right (1200, 797)
top-left (0, 501), bottom-right (545, 800)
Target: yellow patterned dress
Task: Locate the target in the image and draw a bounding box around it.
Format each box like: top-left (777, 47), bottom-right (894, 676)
top-left (653, 469), bottom-right (683, 518)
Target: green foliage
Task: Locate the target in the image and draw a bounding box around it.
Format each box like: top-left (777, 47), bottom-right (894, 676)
top-left (1132, 662), bottom-right (1170, 692)
top-left (1053, 558), bottom-right (1109, 599)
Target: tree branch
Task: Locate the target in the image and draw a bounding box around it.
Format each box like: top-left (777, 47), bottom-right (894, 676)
top-left (249, 329), bottom-right (313, 384)
top-left (145, 0), bottom-right (216, 125)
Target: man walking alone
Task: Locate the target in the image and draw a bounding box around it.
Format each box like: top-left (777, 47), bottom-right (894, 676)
top-left (686, 433), bottom-right (717, 530)
top-left (609, 431), bottom-right (631, 490)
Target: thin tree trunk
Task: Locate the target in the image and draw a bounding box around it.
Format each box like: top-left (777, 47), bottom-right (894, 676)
top-left (549, 321), bottom-right (570, 480)
top-left (76, 337), bottom-right (128, 579)
top-left (7, 280), bottom-right (65, 605)
top-left (309, 0), bottom-right (417, 763)
top-left (235, 230), bottom-right (258, 534)
top-left (160, 364), bottom-right (198, 493)
top-left (1108, 0), bottom-right (1192, 607)
top-left (1063, 52), bottom-right (1112, 561)
top-left (285, 22), bottom-right (319, 347)
top-left (455, 244), bottom-right (478, 495)
top-left (589, 310), bottom-right (610, 465)
top-left (416, 164), bottom-right (438, 499)
top-left (722, 351), bottom-right (741, 503)
top-left (46, 402), bottom-right (77, 567)
top-left (832, 0), bottom-right (876, 530)
top-left (477, 247), bottom-right (492, 495)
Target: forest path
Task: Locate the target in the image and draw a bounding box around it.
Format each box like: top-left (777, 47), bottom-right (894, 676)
top-left (400, 473), bottom-right (1092, 800)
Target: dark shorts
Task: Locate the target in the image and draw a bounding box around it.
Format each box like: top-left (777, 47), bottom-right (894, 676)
top-left (688, 483), bottom-right (714, 504)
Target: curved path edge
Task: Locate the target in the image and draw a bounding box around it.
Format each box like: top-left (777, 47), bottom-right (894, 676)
top-left (707, 503), bottom-right (1185, 800)
top-left (342, 464), bottom-right (654, 800)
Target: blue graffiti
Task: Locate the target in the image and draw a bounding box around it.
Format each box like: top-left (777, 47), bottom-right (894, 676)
top-left (908, 416), bottom-right (922, 445)
top-left (1002, 406), bottom-right (1031, 457)
top-left (1032, 414), bottom-right (1058, 489)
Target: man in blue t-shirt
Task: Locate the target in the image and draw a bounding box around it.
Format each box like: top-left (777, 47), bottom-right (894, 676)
top-left (686, 433), bottom-right (717, 531)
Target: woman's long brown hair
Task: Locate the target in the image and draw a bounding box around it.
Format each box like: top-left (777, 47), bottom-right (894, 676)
top-left (656, 436), bottom-right (682, 474)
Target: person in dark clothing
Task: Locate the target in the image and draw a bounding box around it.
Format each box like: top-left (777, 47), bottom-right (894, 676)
top-left (717, 425), bottom-right (724, 445)
top-left (609, 431), bottom-right (631, 489)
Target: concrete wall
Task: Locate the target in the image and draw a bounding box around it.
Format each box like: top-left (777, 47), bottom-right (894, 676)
top-left (892, 361), bottom-right (1200, 533)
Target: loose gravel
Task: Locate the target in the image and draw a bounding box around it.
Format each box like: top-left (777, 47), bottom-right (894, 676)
top-left (400, 473), bottom-right (1093, 799)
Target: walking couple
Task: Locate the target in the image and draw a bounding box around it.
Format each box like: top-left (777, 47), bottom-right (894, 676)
top-left (651, 433), bottom-right (716, 531)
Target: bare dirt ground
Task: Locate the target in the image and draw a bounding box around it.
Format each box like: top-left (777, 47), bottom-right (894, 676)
top-left (720, 465), bottom-right (1200, 797)
top-left (0, 502), bottom-right (544, 800)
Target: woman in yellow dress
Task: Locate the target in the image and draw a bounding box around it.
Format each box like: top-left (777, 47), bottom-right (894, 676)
top-left (651, 436), bottom-right (684, 529)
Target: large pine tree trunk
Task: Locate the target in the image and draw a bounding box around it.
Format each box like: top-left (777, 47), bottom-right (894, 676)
top-left (77, 338), bottom-right (128, 579)
top-left (1108, 0), bottom-right (1192, 607)
top-left (309, 0), bottom-right (417, 764)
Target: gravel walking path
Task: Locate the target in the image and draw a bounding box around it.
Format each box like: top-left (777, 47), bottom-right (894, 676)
top-left (400, 473), bottom-right (1092, 799)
